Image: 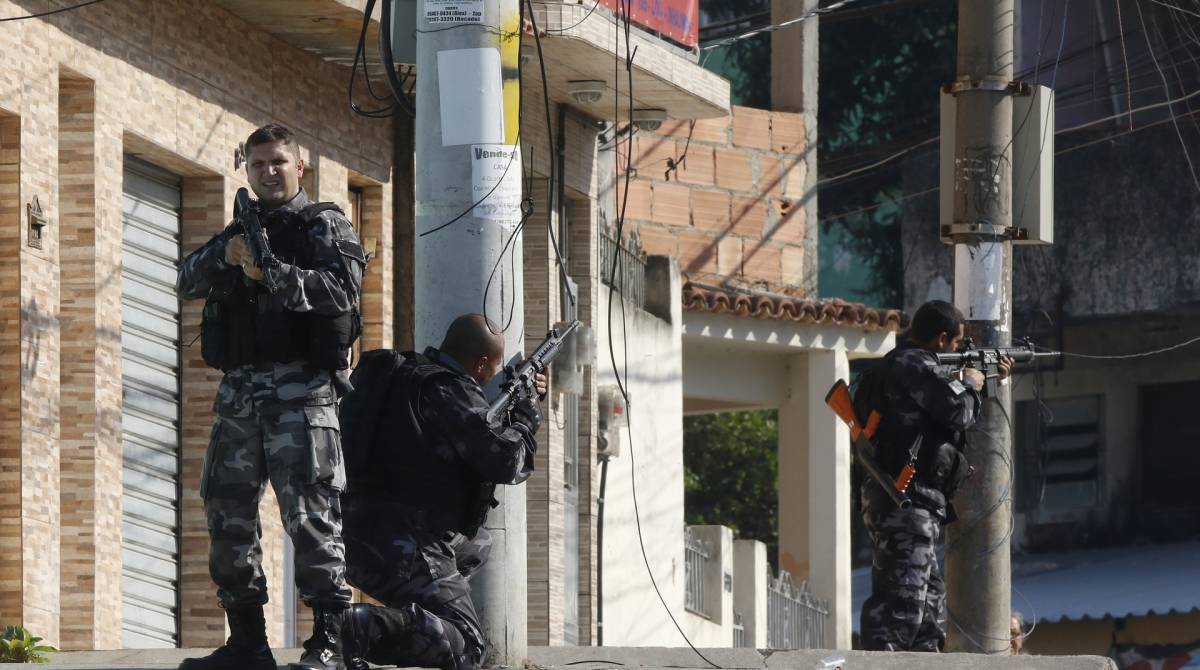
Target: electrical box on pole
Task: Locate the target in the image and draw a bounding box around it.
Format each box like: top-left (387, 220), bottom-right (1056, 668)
top-left (939, 84), bottom-right (1055, 245)
top-left (390, 0), bottom-right (418, 64)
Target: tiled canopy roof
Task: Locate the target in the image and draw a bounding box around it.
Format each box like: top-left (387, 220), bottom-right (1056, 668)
top-left (682, 281), bottom-right (907, 332)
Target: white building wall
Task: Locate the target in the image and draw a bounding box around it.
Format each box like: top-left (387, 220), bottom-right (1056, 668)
top-left (595, 258), bottom-right (689, 647)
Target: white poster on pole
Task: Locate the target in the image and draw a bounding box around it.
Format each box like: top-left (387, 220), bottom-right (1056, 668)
top-left (437, 48), bottom-right (504, 147)
top-left (471, 144), bottom-right (522, 228)
top-left (953, 241), bottom-right (1005, 321)
top-left (425, 0), bottom-right (484, 24)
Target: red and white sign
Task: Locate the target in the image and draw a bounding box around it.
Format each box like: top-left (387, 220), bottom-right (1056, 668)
top-left (599, 0), bottom-right (699, 48)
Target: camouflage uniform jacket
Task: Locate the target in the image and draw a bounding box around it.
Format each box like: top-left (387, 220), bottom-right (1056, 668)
top-left (177, 188), bottom-right (365, 374)
top-left (352, 347), bottom-right (537, 536)
top-left (418, 347), bottom-right (537, 486)
top-left (869, 340), bottom-right (982, 519)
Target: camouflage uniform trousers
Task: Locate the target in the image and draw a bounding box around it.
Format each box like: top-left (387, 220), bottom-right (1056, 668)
top-left (200, 361), bottom-right (353, 609)
top-left (342, 496), bottom-right (490, 670)
top-left (859, 499), bottom-right (945, 652)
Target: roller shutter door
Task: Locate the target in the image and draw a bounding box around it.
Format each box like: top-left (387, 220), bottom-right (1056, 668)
top-left (120, 158), bottom-right (183, 648)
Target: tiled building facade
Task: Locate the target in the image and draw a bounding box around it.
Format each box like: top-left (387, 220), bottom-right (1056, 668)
top-left (0, 0), bottom-right (392, 651)
top-left (0, 0), bottom-right (824, 653)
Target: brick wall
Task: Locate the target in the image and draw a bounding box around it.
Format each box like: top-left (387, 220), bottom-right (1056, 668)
top-left (0, 0), bottom-right (394, 649)
top-left (616, 106), bottom-right (811, 294)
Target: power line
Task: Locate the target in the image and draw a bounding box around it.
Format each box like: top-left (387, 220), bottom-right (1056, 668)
top-left (1035, 333), bottom-right (1200, 360)
top-left (1151, 0), bottom-right (1200, 19)
top-left (544, 0), bottom-right (603, 34)
top-left (1135, 0), bottom-right (1200, 193)
top-left (818, 187), bottom-right (938, 224)
top-left (816, 137), bottom-right (938, 187)
top-left (0, 0), bottom-right (110, 22)
top-left (819, 20), bottom-right (1200, 180)
top-left (699, 0), bottom-right (866, 53)
top-left (605, 1), bottom-right (720, 666)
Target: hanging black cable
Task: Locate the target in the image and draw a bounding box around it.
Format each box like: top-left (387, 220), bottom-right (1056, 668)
top-left (380, 0), bottom-right (418, 117)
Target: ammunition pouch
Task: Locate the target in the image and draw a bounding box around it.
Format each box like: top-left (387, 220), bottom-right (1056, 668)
top-left (925, 443), bottom-right (972, 500)
top-left (198, 199), bottom-right (364, 373)
top-left (201, 276), bottom-right (258, 372)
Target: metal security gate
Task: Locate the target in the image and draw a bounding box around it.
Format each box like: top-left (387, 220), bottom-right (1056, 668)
top-left (120, 158), bottom-right (183, 648)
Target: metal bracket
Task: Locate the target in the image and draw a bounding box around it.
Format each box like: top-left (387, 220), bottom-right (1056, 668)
top-left (941, 223), bottom-right (1028, 239)
top-left (943, 79), bottom-right (1030, 96)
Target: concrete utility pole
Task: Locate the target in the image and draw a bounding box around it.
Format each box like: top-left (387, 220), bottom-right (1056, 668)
top-left (414, 0), bottom-right (526, 664)
top-left (944, 0), bottom-right (1015, 654)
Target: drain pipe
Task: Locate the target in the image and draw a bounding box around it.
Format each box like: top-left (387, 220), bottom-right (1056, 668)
top-left (596, 455), bottom-right (610, 646)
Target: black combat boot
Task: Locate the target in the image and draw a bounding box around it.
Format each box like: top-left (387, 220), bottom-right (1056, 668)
top-left (343, 603), bottom-right (417, 670)
top-left (294, 605), bottom-right (348, 670)
top-left (342, 604), bottom-right (375, 670)
top-left (178, 605), bottom-right (276, 670)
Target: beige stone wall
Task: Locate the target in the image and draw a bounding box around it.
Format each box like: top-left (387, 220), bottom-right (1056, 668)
top-left (0, 0), bottom-right (393, 650)
top-left (617, 106), bottom-right (811, 293)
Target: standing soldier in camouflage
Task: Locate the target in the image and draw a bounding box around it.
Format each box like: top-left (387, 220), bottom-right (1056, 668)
top-left (177, 124), bottom-right (366, 670)
top-left (339, 314), bottom-right (544, 670)
top-left (859, 300), bottom-right (1012, 652)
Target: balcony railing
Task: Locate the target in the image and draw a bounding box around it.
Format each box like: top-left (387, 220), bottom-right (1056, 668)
top-left (600, 231), bottom-right (647, 309)
top-left (766, 571), bottom-right (828, 650)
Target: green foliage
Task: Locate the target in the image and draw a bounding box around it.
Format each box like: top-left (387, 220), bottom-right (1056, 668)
top-left (0, 626), bottom-right (57, 663)
top-left (699, 0), bottom-right (770, 108)
top-left (683, 410), bottom-right (779, 566)
top-left (817, 2), bottom-right (958, 307)
top-left (699, 0), bottom-right (958, 306)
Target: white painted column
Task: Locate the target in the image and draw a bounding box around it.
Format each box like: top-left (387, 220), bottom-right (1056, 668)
top-left (733, 539), bottom-right (769, 648)
top-left (778, 349), bottom-right (851, 648)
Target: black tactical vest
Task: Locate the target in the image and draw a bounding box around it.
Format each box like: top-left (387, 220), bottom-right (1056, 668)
top-left (200, 203), bottom-right (362, 372)
top-left (360, 353), bottom-right (496, 536)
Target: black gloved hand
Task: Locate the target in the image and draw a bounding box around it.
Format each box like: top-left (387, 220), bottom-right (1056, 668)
top-left (511, 395), bottom-right (543, 434)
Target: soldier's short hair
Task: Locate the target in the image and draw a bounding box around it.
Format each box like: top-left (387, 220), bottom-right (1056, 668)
top-left (442, 314), bottom-right (503, 361)
top-left (245, 123), bottom-right (299, 157)
top-left (910, 300), bottom-right (963, 342)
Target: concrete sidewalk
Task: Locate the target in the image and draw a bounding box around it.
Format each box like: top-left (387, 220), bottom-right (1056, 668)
top-left (40, 645), bottom-right (1118, 669)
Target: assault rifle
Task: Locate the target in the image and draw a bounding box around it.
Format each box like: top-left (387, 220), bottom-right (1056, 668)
top-left (935, 337), bottom-right (1061, 397)
top-left (233, 187), bottom-right (283, 294)
top-left (825, 380), bottom-right (916, 510)
top-left (485, 320), bottom-right (581, 425)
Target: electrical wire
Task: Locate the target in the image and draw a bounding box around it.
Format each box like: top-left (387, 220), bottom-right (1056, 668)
top-left (1117, 0), bottom-right (1136, 131)
top-left (476, 0), bottom-right (534, 336)
top-left (664, 120), bottom-right (696, 180)
top-left (1150, 0), bottom-right (1200, 19)
top-left (1013, 0), bottom-right (1071, 232)
top-left (525, 0), bottom-right (579, 309)
top-left (1034, 333), bottom-right (1200, 359)
top-left (603, 2), bottom-right (719, 667)
top-left (0, 0), bottom-right (110, 21)
top-left (699, 0), bottom-right (865, 53)
top-left (818, 187), bottom-right (938, 225)
top-left (416, 132), bottom-right (522, 238)
top-left (1134, 0), bottom-right (1200, 194)
top-left (380, 0), bottom-right (418, 117)
top-left (350, 0), bottom-right (401, 118)
top-left (544, 0), bottom-right (603, 33)
top-left (817, 16), bottom-right (1200, 190)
